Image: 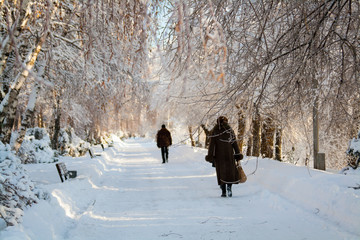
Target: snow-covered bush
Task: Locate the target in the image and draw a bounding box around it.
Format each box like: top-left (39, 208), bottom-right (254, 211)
top-left (0, 142), bottom-right (38, 226)
top-left (18, 128), bottom-right (58, 164)
top-left (345, 130), bottom-right (360, 169)
top-left (58, 127), bottom-right (90, 157)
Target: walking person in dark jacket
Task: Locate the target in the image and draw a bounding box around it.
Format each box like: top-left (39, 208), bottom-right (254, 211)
top-left (206, 116), bottom-right (243, 197)
top-left (156, 124), bottom-right (172, 164)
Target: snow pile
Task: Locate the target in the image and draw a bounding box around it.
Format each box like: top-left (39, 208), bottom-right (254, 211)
top-left (0, 142), bottom-right (39, 226)
top-left (18, 128), bottom-right (58, 164)
top-left (58, 128), bottom-right (90, 157)
top-left (247, 158), bottom-right (360, 234)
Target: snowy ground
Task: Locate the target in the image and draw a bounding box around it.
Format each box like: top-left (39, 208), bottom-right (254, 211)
top-left (1, 137), bottom-right (360, 240)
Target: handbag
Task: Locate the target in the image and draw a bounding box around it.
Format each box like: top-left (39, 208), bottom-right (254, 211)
top-left (237, 162), bottom-right (247, 183)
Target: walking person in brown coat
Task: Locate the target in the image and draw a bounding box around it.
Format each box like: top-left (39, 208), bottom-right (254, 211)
top-left (156, 124), bottom-right (172, 164)
top-left (206, 116), bottom-right (243, 197)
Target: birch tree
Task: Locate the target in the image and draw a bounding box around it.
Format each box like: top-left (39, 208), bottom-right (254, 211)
top-left (0, 0), bottom-right (54, 144)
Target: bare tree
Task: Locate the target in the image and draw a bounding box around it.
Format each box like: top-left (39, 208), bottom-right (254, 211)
top-left (162, 0), bottom-right (360, 168)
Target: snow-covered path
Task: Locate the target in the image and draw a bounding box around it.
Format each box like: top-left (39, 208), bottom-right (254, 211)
top-left (1, 137), bottom-right (359, 240)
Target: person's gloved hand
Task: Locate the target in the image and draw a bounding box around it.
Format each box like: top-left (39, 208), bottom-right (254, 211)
top-left (234, 153), bottom-right (243, 161)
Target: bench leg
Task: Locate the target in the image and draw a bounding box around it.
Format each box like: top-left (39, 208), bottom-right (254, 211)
top-left (56, 163), bottom-right (64, 182)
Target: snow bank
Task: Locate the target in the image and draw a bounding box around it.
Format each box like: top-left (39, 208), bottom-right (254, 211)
top-left (0, 142), bottom-right (39, 226)
top-left (58, 128), bottom-right (90, 157)
top-left (343, 129), bottom-right (360, 171)
top-left (243, 157), bottom-right (360, 235)
top-left (349, 136), bottom-right (360, 154)
top-left (18, 128), bottom-right (58, 164)
top-left (347, 130), bottom-right (360, 156)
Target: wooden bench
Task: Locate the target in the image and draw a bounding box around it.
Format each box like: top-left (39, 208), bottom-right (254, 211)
top-left (88, 148), bottom-right (102, 158)
top-left (55, 163), bottom-right (77, 182)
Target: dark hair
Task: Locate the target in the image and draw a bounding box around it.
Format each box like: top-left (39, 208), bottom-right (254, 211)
top-left (161, 124), bottom-right (166, 128)
top-left (217, 116), bottom-right (228, 125)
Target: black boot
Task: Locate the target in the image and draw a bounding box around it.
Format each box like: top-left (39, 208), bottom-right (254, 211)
top-left (220, 184), bottom-right (226, 197)
top-left (227, 184), bottom-right (232, 197)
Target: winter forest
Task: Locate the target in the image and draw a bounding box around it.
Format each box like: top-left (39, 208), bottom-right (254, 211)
top-left (1, 0), bottom-right (360, 235)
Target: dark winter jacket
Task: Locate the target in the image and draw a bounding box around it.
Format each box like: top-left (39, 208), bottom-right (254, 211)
top-left (207, 121), bottom-right (243, 185)
top-left (156, 128), bottom-right (172, 148)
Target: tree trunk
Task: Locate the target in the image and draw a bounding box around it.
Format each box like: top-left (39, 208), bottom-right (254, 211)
top-left (275, 127), bottom-right (282, 161)
top-left (0, 32), bottom-right (48, 143)
top-left (13, 111), bottom-right (21, 131)
top-left (350, 99), bottom-right (360, 138)
top-left (260, 126), bottom-right (266, 157)
top-left (201, 124), bottom-right (210, 148)
top-left (252, 110), bottom-right (261, 157)
top-left (0, 0), bottom-right (32, 78)
top-left (37, 107), bottom-right (44, 128)
top-left (313, 75), bottom-right (320, 169)
top-left (13, 83), bottom-right (40, 152)
top-left (0, 3), bottom-right (55, 144)
top-left (246, 135), bottom-right (252, 156)
top-left (51, 91), bottom-right (61, 150)
top-left (0, 89), bottom-right (21, 143)
top-left (237, 107), bottom-right (246, 154)
top-left (261, 117), bottom-right (275, 158)
top-left (188, 126), bottom-right (195, 147)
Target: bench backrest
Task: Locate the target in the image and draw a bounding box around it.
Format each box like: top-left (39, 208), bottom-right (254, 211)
top-left (56, 163), bottom-right (69, 182)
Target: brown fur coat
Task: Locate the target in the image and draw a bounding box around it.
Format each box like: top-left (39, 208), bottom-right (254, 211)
top-left (207, 123), bottom-right (241, 185)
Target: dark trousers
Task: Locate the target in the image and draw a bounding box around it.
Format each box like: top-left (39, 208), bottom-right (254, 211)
top-left (161, 146), bottom-right (169, 163)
